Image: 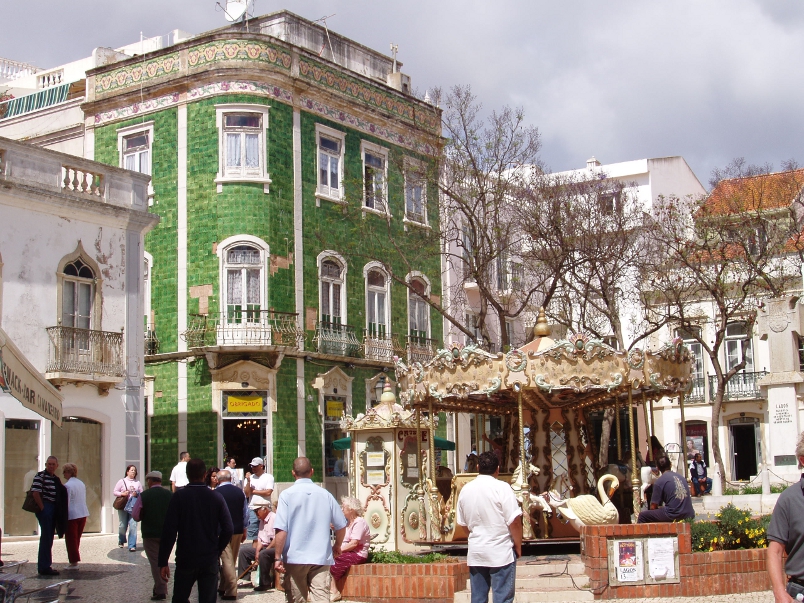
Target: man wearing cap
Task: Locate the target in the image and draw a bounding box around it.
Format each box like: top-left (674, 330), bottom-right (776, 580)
top-left (216, 469), bottom-right (248, 600)
top-left (132, 470), bottom-right (173, 601)
top-left (238, 502), bottom-right (276, 591)
top-left (244, 457), bottom-right (274, 540)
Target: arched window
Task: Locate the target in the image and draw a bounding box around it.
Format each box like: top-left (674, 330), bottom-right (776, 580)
top-left (61, 257), bottom-right (95, 329)
top-left (224, 244), bottom-right (264, 323)
top-left (320, 258), bottom-right (345, 325)
top-left (408, 277), bottom-right (429, 342)
top-left (366, 268), bottom-right (388, 337)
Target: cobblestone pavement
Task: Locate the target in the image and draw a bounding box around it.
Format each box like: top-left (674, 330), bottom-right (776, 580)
top-left (1, 534), bottom-right (775, 603)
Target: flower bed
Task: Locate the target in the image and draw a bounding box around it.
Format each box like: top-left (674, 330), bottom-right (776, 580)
top-left (690, 504), bottom-right (770, 552)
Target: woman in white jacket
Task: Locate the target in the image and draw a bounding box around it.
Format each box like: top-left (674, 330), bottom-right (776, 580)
top-left (62, 463), bottom-right (89, 569)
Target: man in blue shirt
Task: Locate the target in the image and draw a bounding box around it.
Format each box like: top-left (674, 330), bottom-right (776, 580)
top-left (637, 455), bottom-right (695, 523)
top-left (273, 457), bottom-right (347, 603)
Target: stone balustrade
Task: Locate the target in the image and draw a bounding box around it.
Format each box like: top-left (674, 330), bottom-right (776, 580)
top-left (0, 57), bottom-right (38, 84)
top-left (0, 135), bottom-right (151, 211)
top-left (37, 69), bottom-right (64, 89)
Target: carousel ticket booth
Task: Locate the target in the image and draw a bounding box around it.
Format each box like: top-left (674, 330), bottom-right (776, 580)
top-left (340, 311), bottom-right (692, 549)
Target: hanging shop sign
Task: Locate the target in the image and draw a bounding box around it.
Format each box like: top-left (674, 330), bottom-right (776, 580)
top-left (0, 327), bottom-right (63, 427)
top-left (222, 391), bottom-right (267, 417)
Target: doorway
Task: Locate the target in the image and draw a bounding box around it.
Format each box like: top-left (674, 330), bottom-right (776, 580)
top-left (223, 418), bottom-right (266, 475)
top-left (51, 417), bottom-right (102, 532)
top-left (4, 419), bottom-right (40, 536)
top-left (730, 420), bottom-right (759, 481)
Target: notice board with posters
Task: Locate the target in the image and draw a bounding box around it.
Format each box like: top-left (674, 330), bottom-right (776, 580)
top-left (607, 537), bottom-right (680, 586)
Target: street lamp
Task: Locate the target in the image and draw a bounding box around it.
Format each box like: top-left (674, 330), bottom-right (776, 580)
top-left (374, 376), bottom-right (385, 407)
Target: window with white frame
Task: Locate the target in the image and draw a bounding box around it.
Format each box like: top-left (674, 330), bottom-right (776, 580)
top-left (366, 268), bottom-right (388, 337)
top-left (725, 322), bottom-right (754, 373)
top-left (223, 244), bottom-right (264, 323)
top-left (362, 142), bottom-right (388, 213)
top-left (408, 278), bottom-right (429, 342)
top-left (316, 125), bottom-right (345, 202)
top-left (321, 258), bottom-right (345, 325)
top-left (117, 121), bottom-right (154, 176)
top-left (61, 258), bottom-right (95, 330)
top-left (215, 104), bottom-right (271, 192)
top-left (404, 162), bottom-right (426, 224)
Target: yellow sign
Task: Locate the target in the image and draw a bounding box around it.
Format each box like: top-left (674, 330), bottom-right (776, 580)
top-left (227, 394), bottom-right (263, 413)
top-left (0, 327), bottom-right (63, 426)
top-left (326, 400), bottom-right (344, 417)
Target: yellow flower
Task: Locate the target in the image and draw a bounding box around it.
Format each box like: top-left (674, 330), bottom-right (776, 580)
top-left (729, 531), bottom-right (732, 535)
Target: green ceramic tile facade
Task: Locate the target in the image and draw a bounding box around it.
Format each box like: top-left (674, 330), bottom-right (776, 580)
top-left (273, 359), bottom-right (298, 481)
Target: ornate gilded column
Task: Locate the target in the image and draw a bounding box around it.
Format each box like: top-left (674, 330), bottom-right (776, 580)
top-left (628, 388), bottom-right (639, 516)
top-left (515, 385), bottom-right (533, 539)
top-left (641, 392), bottom-right (651, 462)
top-left (428, 399), bottom-right (442, 542)
top-left (415, 408), bottom-right (427, 540)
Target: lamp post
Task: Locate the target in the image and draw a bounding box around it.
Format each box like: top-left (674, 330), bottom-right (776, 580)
top-left (374, 376), bottom-right (385, 408)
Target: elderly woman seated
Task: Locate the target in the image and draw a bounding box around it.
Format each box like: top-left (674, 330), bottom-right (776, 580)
top-left (330, 496), bottom-right (371, 602)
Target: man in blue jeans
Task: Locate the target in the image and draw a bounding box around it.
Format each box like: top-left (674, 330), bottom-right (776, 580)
top-left (31, 456), bottom-right (64, 576)
top-left (456, 451), bottom-right (522, 603)
top-left (158, 458), bottom-right (233, 603)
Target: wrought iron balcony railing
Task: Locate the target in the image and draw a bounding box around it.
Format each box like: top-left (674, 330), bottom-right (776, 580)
top-left (406, 335), bottom-right (437, 364)
top-left (314, 322), bottom-right (362, 357)
top-left (363, 330), bottom-right (406, 362)
top-left (46, 326), bottom-right (124, 377)
top-left (181, 311), bottom-right (304, 349)
top-left (685, 376), bottom-right (707, 403)
top-left (145, 329), bottom-right (160, 355)
top-left (708, 371), bottom-right (768, 401)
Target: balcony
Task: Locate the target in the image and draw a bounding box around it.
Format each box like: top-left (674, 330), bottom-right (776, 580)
top-left (45, 326), bottom-right (124, 392)
top-left (182, 311), bottom-right (304, 350)
top-left (406, 335), bottom-right (437, 364)
top-left (363, 330), bottom-right (405, 362)
top-left (314, 322), bottom-right (362, 357)
top-left (708, 371), bottom-right (768, 401)
top-left (685, 376), bottom-right (707, 403)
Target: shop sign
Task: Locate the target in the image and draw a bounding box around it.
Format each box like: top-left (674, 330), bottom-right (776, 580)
top-left (227, 394), bottom-right (264, 413)
top-left (326, 399), bottom-right (345, 417)
top-left (397, 429), bottom-right (429, 442)
top-left (0, 327), bottom-right (63, 427)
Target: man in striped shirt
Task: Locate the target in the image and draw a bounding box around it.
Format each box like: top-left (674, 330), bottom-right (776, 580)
top-left (31, 456), bottom-right (62, 575)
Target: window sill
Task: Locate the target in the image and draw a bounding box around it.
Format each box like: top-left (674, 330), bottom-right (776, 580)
top-left (215, 175), bottom-right (272, 194)
top-left (362, 206), bottom-right (392, 220)
top-left (403, 216), bottom-right (430, 231)
top-left (315, 191), bottom-right (347, 207)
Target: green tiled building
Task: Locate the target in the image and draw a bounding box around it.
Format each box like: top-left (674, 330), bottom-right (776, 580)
top-left (81, 12), bottom-right (443, 493)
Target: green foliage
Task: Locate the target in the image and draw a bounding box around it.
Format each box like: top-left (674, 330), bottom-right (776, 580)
top-left (741, 485), bottom-right (762, 495)
top-left (367, 549), bottom-right (451, 564)
top-left (771, 483), bottom-right (789, 494)
top-left (691, 504), bottom-right (769, 553)
top-left (723, 487), bottom-right (741, 495)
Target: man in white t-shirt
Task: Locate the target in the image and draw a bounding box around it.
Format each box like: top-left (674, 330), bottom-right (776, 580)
top-left (244, 457), bottom-right (274, 540)
top-left (169, 452), bottom-right (190, 492)
top-left (456, 450), bottom-right (522, 603)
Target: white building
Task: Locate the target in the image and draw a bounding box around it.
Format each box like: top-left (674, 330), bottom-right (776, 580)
top-left (0, 136), bottom-right (158, 536)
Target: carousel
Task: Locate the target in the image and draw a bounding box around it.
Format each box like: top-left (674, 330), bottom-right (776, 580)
top-left (339, 309), bottom-right (692, 551)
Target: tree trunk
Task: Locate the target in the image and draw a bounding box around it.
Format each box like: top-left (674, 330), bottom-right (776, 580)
top-left (711, 385), bottom-right (727, 490)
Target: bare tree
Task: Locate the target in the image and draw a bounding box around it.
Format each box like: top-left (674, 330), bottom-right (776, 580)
top-left (641, 159), bottom-right (804, 486)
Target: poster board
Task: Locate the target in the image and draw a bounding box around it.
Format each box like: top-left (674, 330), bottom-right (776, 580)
top-left (607, 536), bottom-right (680, 586)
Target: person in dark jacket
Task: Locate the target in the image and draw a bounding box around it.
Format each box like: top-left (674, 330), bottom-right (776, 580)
top-left (132, 471), bottom-right (173, 601)
top-left (30, 456), bottom-right (67, 576)
top-left (216, 469), bottom-right (248, 600)
top-left (690, 453), bottom-right (712, 496)
top-left (158, 458), bottom-right (233, 603)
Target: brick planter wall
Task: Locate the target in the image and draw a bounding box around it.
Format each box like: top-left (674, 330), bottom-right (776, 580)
top-left (580, 523), bottom-right (771, 599)
top-left (327, 561), bottom-right (470, 603)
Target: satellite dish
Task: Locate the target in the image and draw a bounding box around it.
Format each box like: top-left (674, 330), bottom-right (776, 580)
top-left (224, 0), bottom-right (248, 21)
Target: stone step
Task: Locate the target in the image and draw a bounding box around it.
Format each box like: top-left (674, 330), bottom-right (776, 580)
top-left (465, 574), bottom-right (589, 591)
top-left (515, 561), bottom-right (587, 577)
top-left (455, 588), bottom-right (595, 603)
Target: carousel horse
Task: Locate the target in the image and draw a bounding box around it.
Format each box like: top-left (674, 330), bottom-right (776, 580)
top-left (538, 474), bottom-right (620, 532)
top-left (528, 473), bottom-right (572, 517)
top-left (510, 460), bottom-right (540, 490)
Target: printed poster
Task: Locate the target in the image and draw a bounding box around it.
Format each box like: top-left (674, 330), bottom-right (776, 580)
top-left (614, 540), bottom-right (643, 582)
top-left (366, 452), bottom-right (385, 467)
top-left (647, 538), bottom-right (676, 580)
top-left (366, 470), bottom-right (385, 485)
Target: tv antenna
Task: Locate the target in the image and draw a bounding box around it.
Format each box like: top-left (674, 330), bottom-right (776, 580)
top-left (217, 0), bottom-right (248, 23)
top-left (312, 14), bottom-right (338, 66)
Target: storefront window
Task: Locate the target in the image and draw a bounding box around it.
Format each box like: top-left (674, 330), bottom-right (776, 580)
top-left (324, 395), bottom-right (348, 477)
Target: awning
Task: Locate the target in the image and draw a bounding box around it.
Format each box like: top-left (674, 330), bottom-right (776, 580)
top-left (332, 436), bottom-right (456, 451)
top-left (0, 327), bottom-right (63, 427)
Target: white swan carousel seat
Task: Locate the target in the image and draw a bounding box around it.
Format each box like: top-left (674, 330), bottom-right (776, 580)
top-left (532, 474), bottom-right (620, 532)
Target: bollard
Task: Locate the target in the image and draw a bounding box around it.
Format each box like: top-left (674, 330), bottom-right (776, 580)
top-left (762, 464), bottom-right (771, 496)
top-left (712, 463), bottom-right (723, 496)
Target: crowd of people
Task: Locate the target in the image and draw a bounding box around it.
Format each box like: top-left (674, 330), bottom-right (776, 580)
top-left (26, 453), bottom-right (367, 603)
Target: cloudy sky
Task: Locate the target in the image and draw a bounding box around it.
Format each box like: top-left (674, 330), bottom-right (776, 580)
top-left (3, 0), bottom-right (803, 188)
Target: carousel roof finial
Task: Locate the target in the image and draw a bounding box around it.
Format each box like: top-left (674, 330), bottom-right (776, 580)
top-left (533, 307), bottom-right (551, 338)
top-left (381, 380), bottom-right (396, 408)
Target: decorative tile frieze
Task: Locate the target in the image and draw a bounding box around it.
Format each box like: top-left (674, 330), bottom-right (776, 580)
top-left (96, 53), bottom-right (181, 94)
top-left (299, 57), bottom-right (439, 133)
top-left (187, 39), bottom-right (292, 71)
top-left (300, 95), bottom-right (434, 154)
top-left (94, 92), bottom-right (180, 124)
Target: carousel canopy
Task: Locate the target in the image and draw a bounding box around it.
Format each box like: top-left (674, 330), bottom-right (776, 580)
top-left (395, 332), bottom-right (692, 415)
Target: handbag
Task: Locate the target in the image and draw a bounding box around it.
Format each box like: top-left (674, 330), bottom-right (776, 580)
top-left (113, 485), bottom-right (129, 511)
top-left (22, 489), bottom-right (39, 513)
